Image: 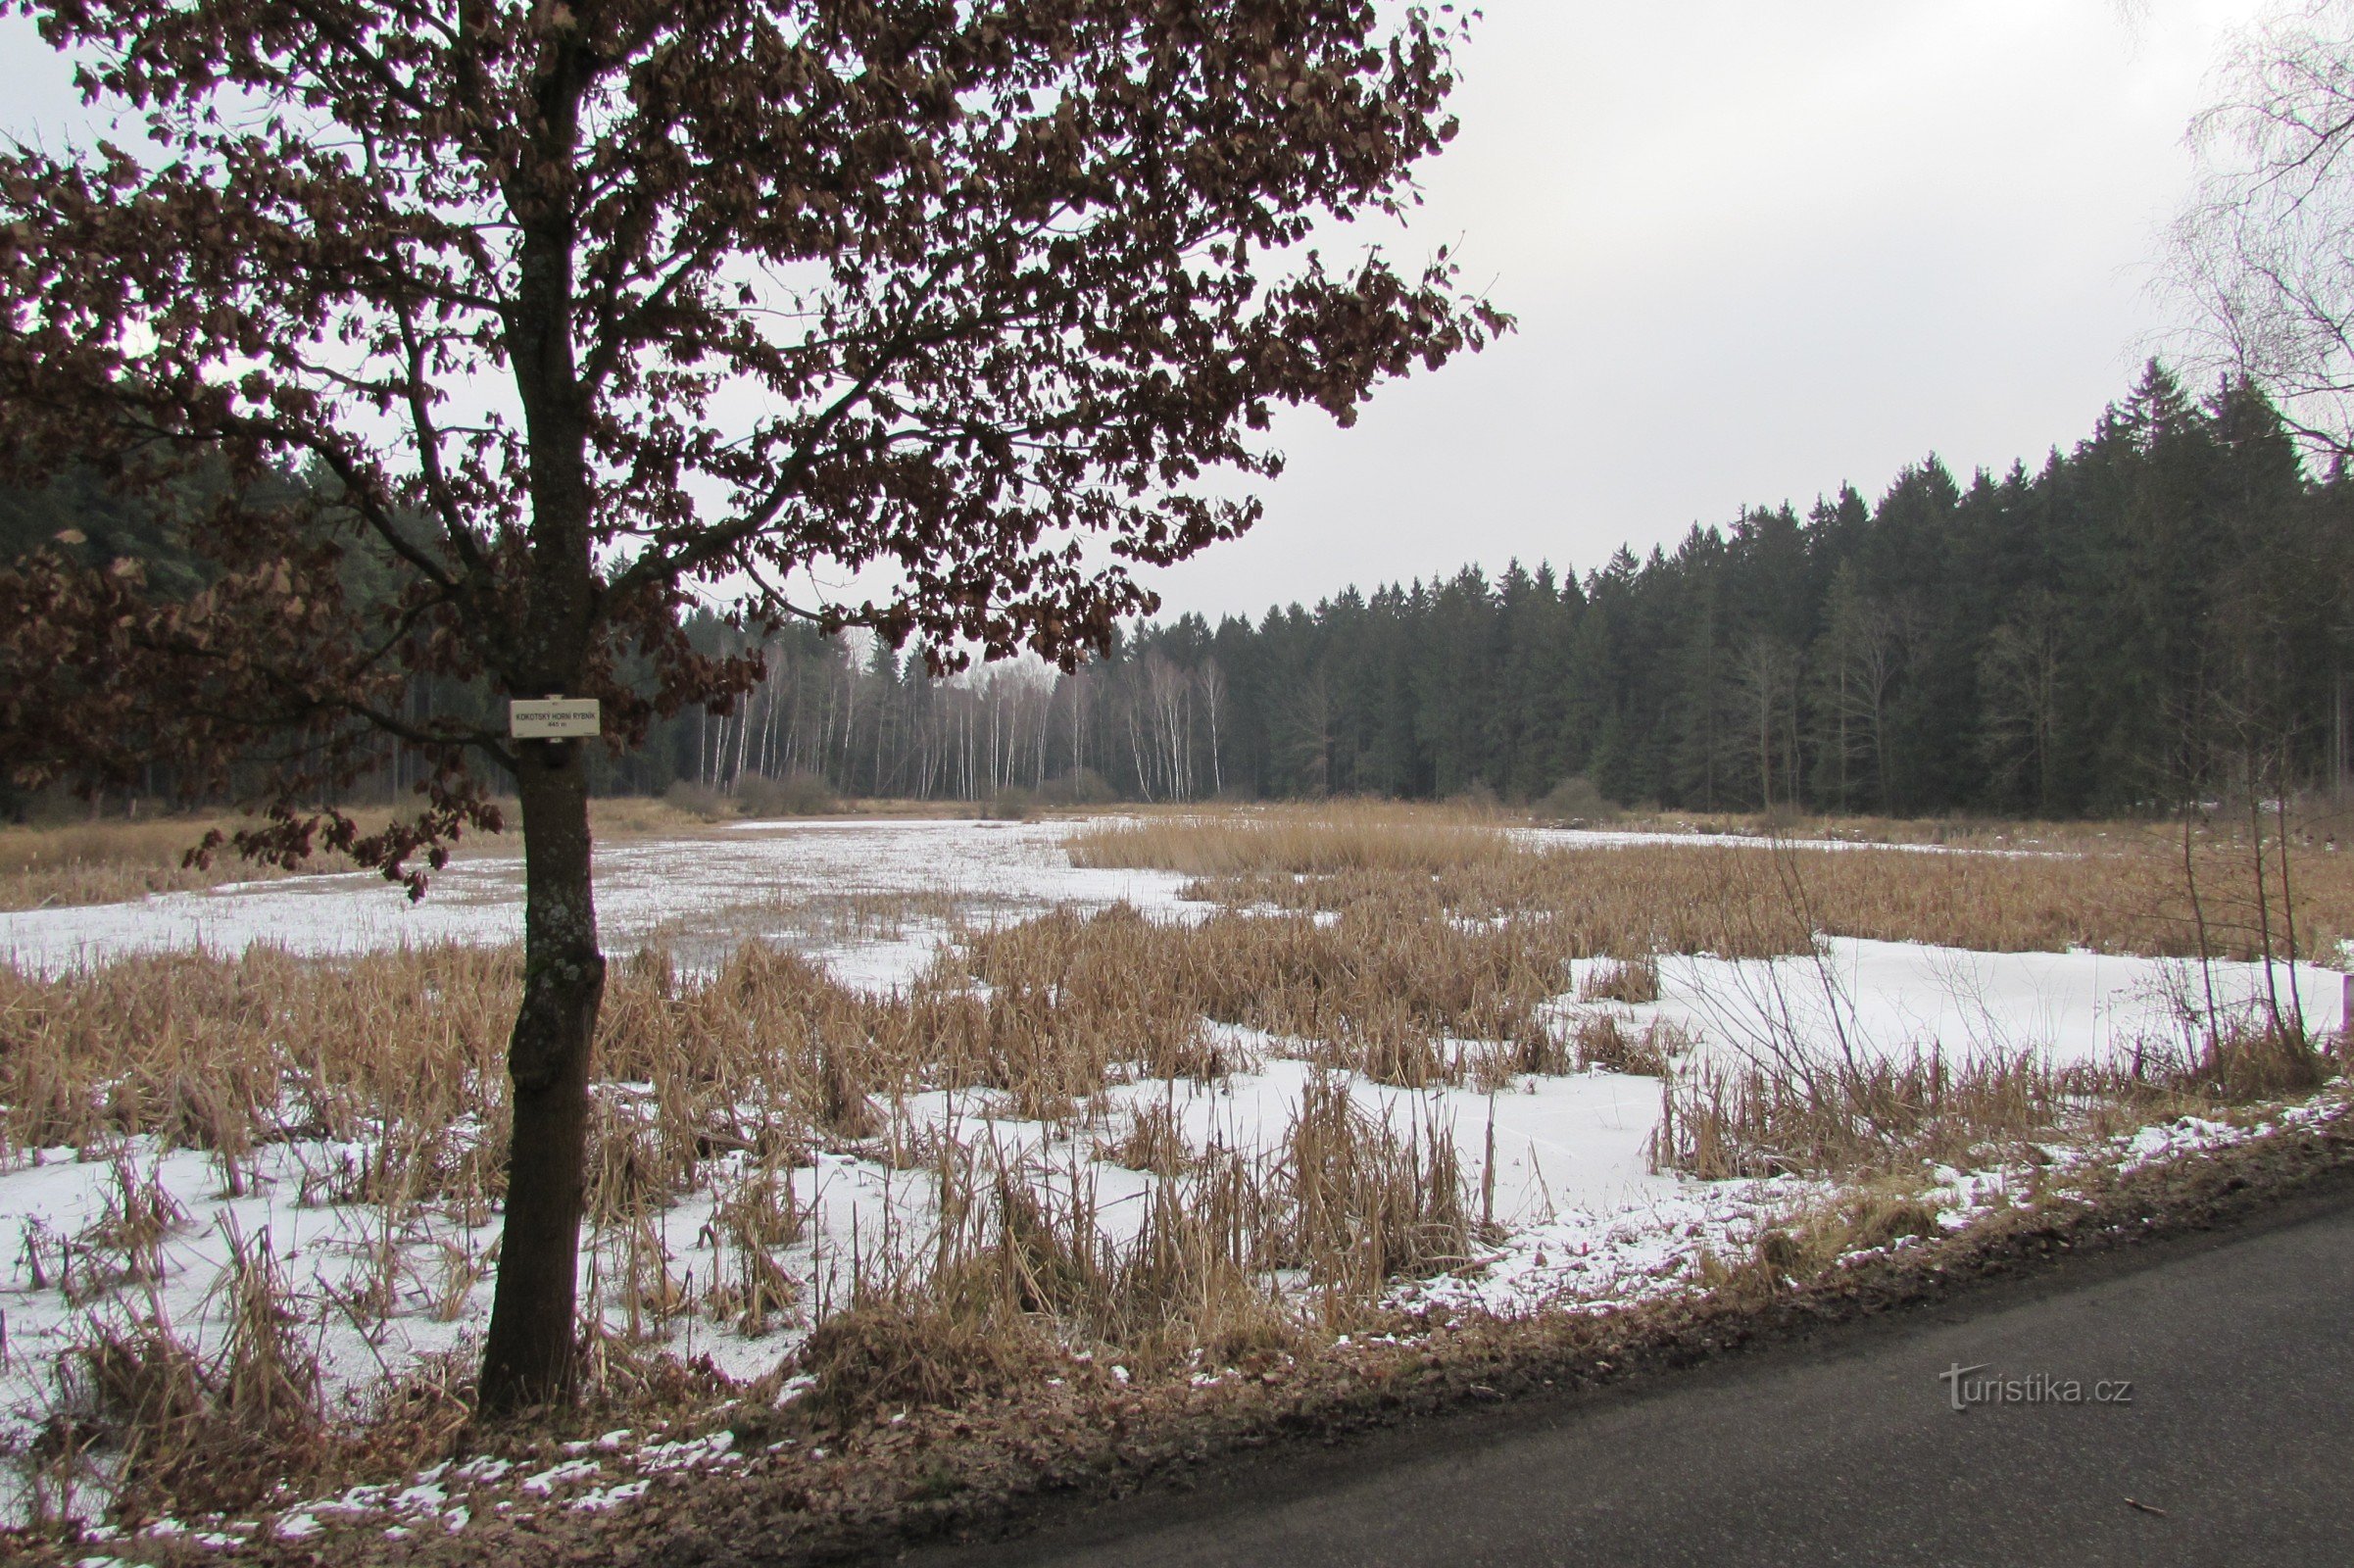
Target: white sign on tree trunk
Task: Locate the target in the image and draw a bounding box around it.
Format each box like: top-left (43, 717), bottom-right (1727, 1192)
top-left (509, 698), bottom-right (601, 739)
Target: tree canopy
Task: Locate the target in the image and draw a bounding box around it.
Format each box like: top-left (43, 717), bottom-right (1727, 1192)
top-left (0, 0), bottom-right (1499, 878)
top-left (0, 0), bottom-right (1502, 1405)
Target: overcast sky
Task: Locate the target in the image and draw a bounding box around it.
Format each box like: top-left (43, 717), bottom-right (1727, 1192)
top-left (1138, 0), bottom-right (2274, 621)
top-left (0, 2), bottom-right (2277, 625)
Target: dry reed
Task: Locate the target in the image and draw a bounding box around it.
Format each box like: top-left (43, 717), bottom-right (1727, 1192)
top-left (1065, 800), bottom-right (1518, 877)
top-left (12, 796), bottom-right (2351, 1521)
top-left (1648, 1020), bottom-right (2336, 1184)
top-left (0, 794), bottom-right (739, 913)
top-left (795, 1073), bottom-right (1469, 1420)
top-left (29, 1214), bottom-right (325, 1524)
top-left (0, 817), bottom-right (319, 911)
top-left (1166, 834), bottom-right (2354, 962)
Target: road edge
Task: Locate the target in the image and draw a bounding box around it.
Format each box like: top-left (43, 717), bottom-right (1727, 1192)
top-left (542, 1098), bottom-right (2354, 1567)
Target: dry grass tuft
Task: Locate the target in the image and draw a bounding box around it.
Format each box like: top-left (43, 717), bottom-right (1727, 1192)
top-left (1165, 832), bottom-right (2354, 962)
top-left (1704, 1181), bottom-right (1949, 1298)
top-left (1648, 1019), bottom-right (2336, 1185)
top-left (1096, 1096), bottom-right (1195, 1178)
top-left (1279, 1074), bottom-right (1470, 1307)
top-left (30, 1217), bottom-right (325, 1524)
top-left (1065, 801), bottom-right (1517, 877)
top-left (794, 1285), bottom-right (1058, 1427)
top-left (798, 1077), bottom-right (1470, 1421)
top-left (1649, 1051), bottom-right (2084, 1181)
top-left (701, 1162), bottom-right (809, 1337)
top-left (1572, 1014), bottom-right (1690, 1077)
top-left (1579, 956), bottom-right (1659, 1004)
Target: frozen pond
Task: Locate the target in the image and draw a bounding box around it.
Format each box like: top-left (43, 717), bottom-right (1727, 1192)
top-left (0, 817), bottom-right (1194, 981)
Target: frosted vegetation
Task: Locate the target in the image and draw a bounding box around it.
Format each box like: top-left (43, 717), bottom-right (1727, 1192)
top-left (0, 805), bottom-right (2343, 1531)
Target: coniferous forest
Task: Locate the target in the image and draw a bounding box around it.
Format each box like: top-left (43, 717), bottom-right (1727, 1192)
top-left (7, 363), bottom-right (2347, 819)
top-left (625, 363), bottom-right (2348, 817)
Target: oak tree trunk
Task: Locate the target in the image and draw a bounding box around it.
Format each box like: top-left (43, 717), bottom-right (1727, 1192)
top-left (478, 737), bottom-right (604, 1409)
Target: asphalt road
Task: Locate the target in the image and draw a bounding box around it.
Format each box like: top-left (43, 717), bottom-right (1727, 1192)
top-left (902, 1179), bottom-right (2354, 1567)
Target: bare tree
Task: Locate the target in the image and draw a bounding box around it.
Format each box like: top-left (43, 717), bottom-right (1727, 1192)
top-left (1144, 652), bottom-right (1193, 799)
top-left (2168, 0), bottom-right (2354, 459)
top-left (1201, 656), bottom-right (1228, 797)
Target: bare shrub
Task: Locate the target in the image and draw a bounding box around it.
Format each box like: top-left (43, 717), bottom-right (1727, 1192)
top-left (982, 787), bottom-right (1042, 821)
top-left (2180, 1020), bottom-right (2331, 1101)
top-left (734, 769), bottom-right (838, 817)
top-left (1040, 767), bottom-right (1117, 807)
top-left (1534, 775), bottom-right (1619, 826)
top-left (1579, 956), bottom-right (1659, 1004)
top-left (661, 780), bottom-right (733, 821)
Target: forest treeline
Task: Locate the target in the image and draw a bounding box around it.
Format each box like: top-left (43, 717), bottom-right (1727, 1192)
top-left (642, 363), bottom-right (2348, 817)
top-left (7, 363), bottom-right (2346, 818)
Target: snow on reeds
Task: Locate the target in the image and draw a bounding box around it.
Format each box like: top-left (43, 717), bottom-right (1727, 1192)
top-left (0, 898), bottom-right (1530, 1519)
top-left (1645, 1036), bottom-right (2321, 1183)
top-left (1146, 830), bottom-right (2354, 962)
top-left (797, 1072), bottom-right (1469, 1424)
top-left (3, 803), bottom-right (2350, 1530)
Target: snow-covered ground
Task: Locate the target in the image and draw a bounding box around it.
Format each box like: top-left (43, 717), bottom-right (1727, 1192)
top-left (2, 816), bottom-right (2344, 1531)
top-left (0, 818), bottom-right (1191, 981)
top-left (1569, 942), bottom-right (2346, 1072)
top-left (0, 816), bottom-right (2094, 983)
